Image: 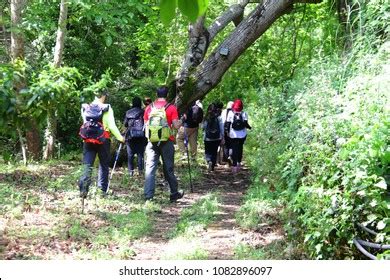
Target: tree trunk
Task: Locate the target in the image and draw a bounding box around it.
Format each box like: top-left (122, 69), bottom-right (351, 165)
top-left (0, 8), bottom-right (11, 62)
top-left (174, 0), bottom-right (323, 113)
top-left (43, 0), bottom-right (68, 160)
top-left (43, 110), bottom-right (57, 160)
top-left (53, 0), bottom-right (68, 67)
top-left (10, 0), bottom-right (25, 61)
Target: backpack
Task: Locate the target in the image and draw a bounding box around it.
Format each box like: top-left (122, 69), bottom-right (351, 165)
top-left (125, 108), bottom-right (145, 140)
top-left (188, 104), bottom-right (203, 125)
top-left (205, 116), bottom-right (221, 140)
top-left (145, 102), bottom-right (171, 143)
top-left (232, 112), bottom-right (245, 130)
top-left (79, 103), bottom-right (109, 144)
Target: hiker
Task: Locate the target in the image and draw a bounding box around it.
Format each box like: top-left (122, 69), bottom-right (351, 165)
top-left (123, 96), bottom-right (147, 176)
top-left (78, 90), bottom-right (125, 198)
top-left (143, 97), bottom-right (152, 107)
top-left (225, 99), bottom-right (251, 173)
top-left (215, 101), bottom-right (224, 117)
top-left (221, 101), bottom-right (234, 164)
top-left (176, 99), bottom-right (204, 159)
top-left (202, 103), bottom-right (224, 171)
top-left (143, 86), bottom-right (184, 202)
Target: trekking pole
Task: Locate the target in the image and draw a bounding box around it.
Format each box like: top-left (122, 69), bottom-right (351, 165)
top-left (106, 143), bottom-right (123, 194)
top-left (184, 128), bottom-right (194, 193)
top-left (81, 197), bottom-right (85, 214)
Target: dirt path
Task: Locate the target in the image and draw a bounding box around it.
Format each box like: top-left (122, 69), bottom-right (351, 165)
top-left (130, 164), bottom-right (262, 260)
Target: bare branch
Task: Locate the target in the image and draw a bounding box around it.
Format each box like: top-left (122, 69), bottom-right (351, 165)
top-left (208, 0), bottom-right (251, 43)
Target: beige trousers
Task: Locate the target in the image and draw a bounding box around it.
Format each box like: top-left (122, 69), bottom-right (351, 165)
top-left (176, 126), bottom-right (199, 158)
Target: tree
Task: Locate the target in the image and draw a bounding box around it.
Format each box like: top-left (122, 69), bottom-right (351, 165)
top-left (43, 0), bottom-right (68, 160)
top-left (10, 0), bottom-right (42, 162)
top-left (173, 0), bottom-right (323, 113)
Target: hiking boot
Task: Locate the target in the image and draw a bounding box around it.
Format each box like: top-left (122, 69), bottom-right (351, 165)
top-left (79, 191), bottom-right (88, 199)
top-left (232, 166), bottom-right (239, 174)
top-left (170, 190), bottom-right (184, 202)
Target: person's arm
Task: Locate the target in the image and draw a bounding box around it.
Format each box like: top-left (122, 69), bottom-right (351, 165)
top-left (170, 105), bottom-right (182, 129)
top-left (123, 111), bottom-right (128, 128)
top-left (219, 117), bottom-right (224, 139)
top-left (243, 112), bottom-right (251, 129)
top-left (103, 105), bottom-right (125, 142)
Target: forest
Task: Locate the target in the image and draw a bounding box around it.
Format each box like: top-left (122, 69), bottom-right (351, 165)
top-left (0, 0), bottom-right (389, 260)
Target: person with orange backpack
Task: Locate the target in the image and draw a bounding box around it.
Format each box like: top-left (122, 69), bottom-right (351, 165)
top-left (78, 90), bottom-right (125, 198)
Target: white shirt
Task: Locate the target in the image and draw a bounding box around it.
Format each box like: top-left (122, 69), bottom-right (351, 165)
top-left (226, 110), bottom-right (248, 139)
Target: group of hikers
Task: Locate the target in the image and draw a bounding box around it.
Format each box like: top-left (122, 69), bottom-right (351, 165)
top-left (78, 86), bottom-right (251, 202)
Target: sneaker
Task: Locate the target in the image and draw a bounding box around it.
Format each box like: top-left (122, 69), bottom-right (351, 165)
top-left (232, 166), bottom-right (238, 174)
top-left (170, 190), bottom-right (184, 202)
top-left (207, 161), bottom-right (213, 171)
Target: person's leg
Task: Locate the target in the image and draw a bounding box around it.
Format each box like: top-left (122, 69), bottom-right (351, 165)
top-left (134, 138), bottom-right (145, 172)
top-left (237, 137), bottom-right (246, 166)
top-left (97, 140), bottom-right (111, 193)
top-left (187, 127), bottom-right (198, 158)
top-left (223, 136), bottom-right (231, 161)
top-left (78, 143), bottom-right (97, 197)
top-left (210, 140), bottom-right (220, 169)
top-left (204, 141), bottom-right (213, 171)
top-left (127, 142), bottom-right (135, 176)
top-left (160, 141), bottom-right (181, 199)
top-left (176, 126), bottom-right (186, 156)
top-left (230, 138), bottom-right (239, 167)
top-left (144, 142), bottom-right (160, 199)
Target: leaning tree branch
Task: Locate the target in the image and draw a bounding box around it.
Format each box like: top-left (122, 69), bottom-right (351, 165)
top-left (174, 0), bottom-right (324, 112)
top-left (175, 16), bottom-right (209, 90)
top-left (208, 0), bottom-right (251, 43)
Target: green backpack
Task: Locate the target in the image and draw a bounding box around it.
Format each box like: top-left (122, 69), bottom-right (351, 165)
top-left (146, 102), bottom-right (172, 143)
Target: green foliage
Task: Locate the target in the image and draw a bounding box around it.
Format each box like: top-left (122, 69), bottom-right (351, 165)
top-left (245, 38), bottom-right (389, 259)
top-left (159, 0), bottom-right (209, 24)
top-left (171, 192), bottom-right (220, 238)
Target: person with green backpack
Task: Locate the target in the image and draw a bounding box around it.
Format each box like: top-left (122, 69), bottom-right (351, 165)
top-left (143, 86), bottom-right (184, 202)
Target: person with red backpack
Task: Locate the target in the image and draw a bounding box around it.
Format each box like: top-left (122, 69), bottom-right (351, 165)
top-left (202, 103), bottom-right (224, 171)
top-left (123, 96), bottom-right (147, 177)
top-left (225, 99), bottom-right (251, 173)
top-left (78, 90), bottom-right (125, 198)
top-left (143, 86), bottom-right (184, 202)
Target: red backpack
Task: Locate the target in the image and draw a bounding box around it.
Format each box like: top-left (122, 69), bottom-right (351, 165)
top-left (79, 103), bottom-right (110, 144)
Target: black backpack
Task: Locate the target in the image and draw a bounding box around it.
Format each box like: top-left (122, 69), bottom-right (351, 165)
top-left (232, 112), bottom-right (245, 130)
top-left (79, 103), bottom-right (109, 144)
top-left (188, 104), bottom-right (203, 125)
top-left (205, 116), bottom-right (221, 140)
top-left (125, 108), bottom-right (145, 139)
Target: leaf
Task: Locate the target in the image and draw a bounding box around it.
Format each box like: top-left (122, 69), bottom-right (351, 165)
top-left (377, 220), bottom-right (386, 230)
top-left (374, 179), bottom-right (387, 190)
top-left (198, 0), bottom-right (209, 15)
top-left (105, 35), bottom-right (113, 47)
top-left (178, 0), bottom-right (199, 22)
top-left (160, 0), bottom-right (177, 25)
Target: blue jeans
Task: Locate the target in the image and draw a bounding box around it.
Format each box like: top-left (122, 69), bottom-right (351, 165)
top-left (144, 141), bottom-right (179, 199)
top-left (126, 137), bottom-right (146, 174)
top-left (78, 140), bottom-right (110, 193)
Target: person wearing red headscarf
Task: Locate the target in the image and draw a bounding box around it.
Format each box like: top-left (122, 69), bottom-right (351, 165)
top-left (224, 99), bottom-right (251, 173)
